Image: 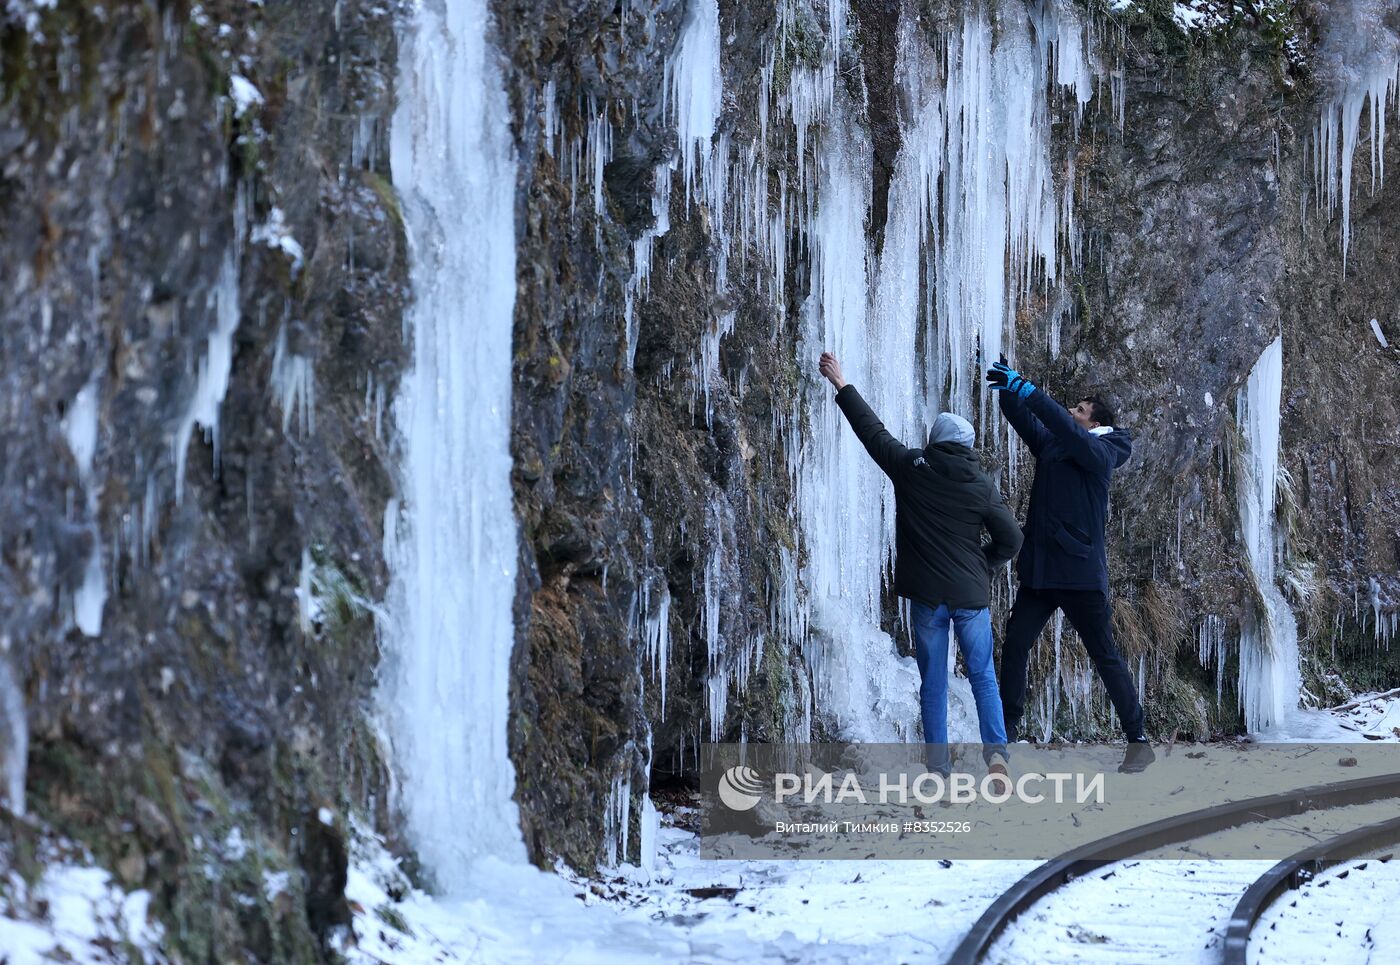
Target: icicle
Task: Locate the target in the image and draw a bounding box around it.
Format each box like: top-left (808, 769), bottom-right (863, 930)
top-left (72, 546), bottom-right (106, 638)
top-left (697, 310), bottom-right (736, 426)
top-left (643, 582), bottom-right (672, 719)
top-left (1197, 614), bottom-right (1227, 705)
top-left (64, 379), bottom-right (106, 637)
top-left (602, 769), bottom-right (633, 866)
top-left (0, 655), bottom-right (25, 816)
top-left (639, 794), bottom-right (660, 874)
top-left (1043, 611), bottom-right (1063, 741)
top-left (270, 325), bottom-right (316, 437)
top-left (707, 668), bottom-right (730, 743)
top-left (541, 78), bottom-right (557, 158)
top-left (350, 113), bottom-right (380, 172)
top-left (296, 548), bottom-right (316, 635)
top-left (1369, 576), bottom-right (1396, 646)
top-left (175, 243), bottom-right (243, 501)
top-left (62, 381), bottom-right (100, 480)
top-left (1311, 29), bottom-right (1399, 275)
top-left (667, 0), bottom-right (722, 207)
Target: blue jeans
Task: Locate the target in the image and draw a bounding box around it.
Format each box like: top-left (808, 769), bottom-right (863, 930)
top-left (910, 601), bottom-right (1008, 769)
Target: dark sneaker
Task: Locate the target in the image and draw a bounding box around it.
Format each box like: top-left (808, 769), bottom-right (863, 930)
top-left (1118, 739), bottom-right (1155, 774)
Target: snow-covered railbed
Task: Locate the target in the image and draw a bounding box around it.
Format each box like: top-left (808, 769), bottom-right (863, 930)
top-left (1248, 849), bottom-right (1400, 963)
top-left (985, 799), bottom-right (1400, 964)
top-left (340, 694), bottom-right (1400, 962)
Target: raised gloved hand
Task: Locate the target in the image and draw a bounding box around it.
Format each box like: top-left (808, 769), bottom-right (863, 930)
top-left (986, 355), bottom-right (1036, 400)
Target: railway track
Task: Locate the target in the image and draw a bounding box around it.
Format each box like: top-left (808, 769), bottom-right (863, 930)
top-left (1222, 813), bottom-right (1400, 964)
top-left (948, 772), bottom-right (1400, 964)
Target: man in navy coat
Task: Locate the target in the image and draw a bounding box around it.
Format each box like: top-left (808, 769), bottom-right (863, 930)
top-left (986, 357), bottom-right (1149, 753)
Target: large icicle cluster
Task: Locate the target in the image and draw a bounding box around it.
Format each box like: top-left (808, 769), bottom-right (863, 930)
top-left (382, 0), bottom-right (525, 890)
top-left (615, 0), bottom-right (1108, 750)
top-left (790, 1), bottom-right (1103, 741)
top-left (1310, 1), bottom-right (1400, 273)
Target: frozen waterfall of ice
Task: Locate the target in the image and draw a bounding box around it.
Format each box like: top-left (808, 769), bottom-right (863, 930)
top-left (797, 84), bottom-right (924, 741)
top-left (1235, 336), bottom-right (1301, 733)
top-left (382, 0), bottom-right (526, 890)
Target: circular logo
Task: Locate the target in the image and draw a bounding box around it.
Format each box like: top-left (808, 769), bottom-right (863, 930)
top-left (717, 765), bottom-right (765, 811)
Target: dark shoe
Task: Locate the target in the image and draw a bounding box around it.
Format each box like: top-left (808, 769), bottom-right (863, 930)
top-left (1118, 739), bottom-right (1155, 774)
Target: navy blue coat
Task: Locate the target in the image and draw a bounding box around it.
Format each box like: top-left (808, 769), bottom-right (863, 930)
top-left (1000, 389), bottom-right (1133, 594)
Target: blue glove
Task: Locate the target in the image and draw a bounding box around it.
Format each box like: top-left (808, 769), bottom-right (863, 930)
top-left (986, 358), bottom-right (1036, 400)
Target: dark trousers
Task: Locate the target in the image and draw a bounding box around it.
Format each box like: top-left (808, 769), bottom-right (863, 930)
top-left (999, 586), bottom-right (1145, 741)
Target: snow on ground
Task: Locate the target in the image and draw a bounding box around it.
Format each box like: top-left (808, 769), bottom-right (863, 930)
top-left (1320, 690), bottom-right (1400, 740)
top-left (988, 860), bottom-right (1271, 965)
top-left (0, 700), bottom-right (1392, 961)
top-left (0, 850), bottom-right (164, 963)
top-left (340, 694), bottom-right (1400, 962)
top-left (987, 798), bottom-right (1400, 964)
top-left (341, 814), bottom-right (1034, 964)
top-left (1263, 692), bottom-right (1400, 743)
top-left (1250, 849), bottom-right (1400, 963)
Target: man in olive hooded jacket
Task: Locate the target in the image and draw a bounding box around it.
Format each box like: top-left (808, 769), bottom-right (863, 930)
top-left (820, 352), bottom-right (1022, 773)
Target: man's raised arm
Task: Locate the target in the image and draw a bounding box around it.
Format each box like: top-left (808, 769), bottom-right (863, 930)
top-left (987, 358), bottom-right (1110, 472)
top-left (820, 352), bottom-right (909, 478)
top-left (988, 358), bottom-right (1051, 457)
top-left (1023, 389), bottom-right (1115, 474)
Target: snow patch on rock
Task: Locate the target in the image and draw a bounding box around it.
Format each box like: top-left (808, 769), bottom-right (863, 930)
top-left (228, 74), bottom-right (264, 117)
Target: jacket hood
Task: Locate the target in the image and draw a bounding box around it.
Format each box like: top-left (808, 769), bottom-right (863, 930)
top-left (919, 442), bottom-right (983, 482)
top-left (1099, 426), bottom-right (1133, 468)
top-left (927, 412), bottom-right (975, 449)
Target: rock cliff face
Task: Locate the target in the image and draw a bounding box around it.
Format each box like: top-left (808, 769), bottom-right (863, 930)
top-left (0, 0), bottom-right (1397, 955)
top-left (1051, 1), bottom-right (1400, 733)
top-left (2, 1), bottom-right (407, 957)
top-left (496, 0), bottom-right (1400, 869)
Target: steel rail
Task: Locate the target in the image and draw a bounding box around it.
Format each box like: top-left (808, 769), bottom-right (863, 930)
top-left (1221, 813), bottom-right (1400, 964)
top-left (948, 772), bottom-right (1400, 965)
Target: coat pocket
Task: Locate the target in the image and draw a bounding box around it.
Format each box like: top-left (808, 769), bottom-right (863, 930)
top-left (1051, 520), bottom-right (1092, 558)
